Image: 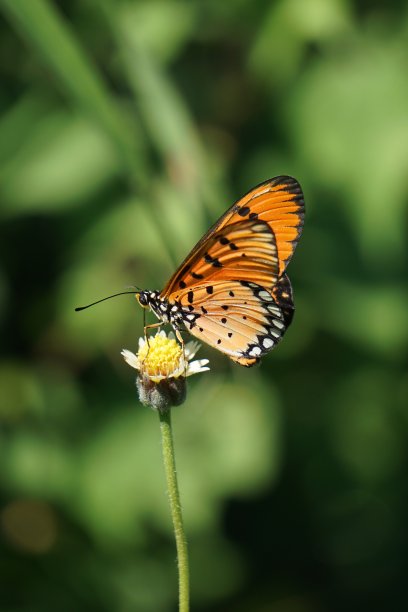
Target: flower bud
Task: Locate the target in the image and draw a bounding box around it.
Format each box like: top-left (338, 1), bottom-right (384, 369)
top-left (121, 331), bottom-right (210, 411)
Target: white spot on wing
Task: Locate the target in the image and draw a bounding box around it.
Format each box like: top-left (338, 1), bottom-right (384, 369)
top-left (263, 338), bottom-right (274, 349)
top-left (248, 346), bottom-right (262, 357)
top-left (267, 304), bottom-right (281, 315)
top-left (253, 223), bottom-right (266, 232)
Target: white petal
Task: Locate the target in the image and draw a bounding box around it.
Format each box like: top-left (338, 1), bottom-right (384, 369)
top-left (138, 336), bottom-right (146, 349)
top-left (121, 349), bottom-right (140, 370)
top-left (170, 367), bottom-right (185, 379)
top-left (167, 331), bottom-right (175, 340)
top-left (186, 359), bottom-right (210, 377)
top-left (184, 340), bottom-right (201, 360)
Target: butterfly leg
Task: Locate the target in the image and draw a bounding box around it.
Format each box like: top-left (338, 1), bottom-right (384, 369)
top-left (144, 322), bottom-right (162, 346)
top-left (174, 328), bottom-right (187, 375)
top-left (139, 322), bottom-right (162, 367)
top-left (175, 328), bottom-right (185, 349)
top-left (142, 306), bottom-right (162, 346)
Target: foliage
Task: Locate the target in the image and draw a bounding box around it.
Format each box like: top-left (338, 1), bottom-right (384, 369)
top-left (0, 1), bottom-right (407, 610)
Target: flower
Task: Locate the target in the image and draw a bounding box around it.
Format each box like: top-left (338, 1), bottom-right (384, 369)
top-left (121, 330), bottom-right (210, 411)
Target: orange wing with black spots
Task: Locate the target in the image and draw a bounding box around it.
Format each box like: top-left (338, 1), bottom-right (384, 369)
top-left (162, 218), bottom-right (280, 304)
top-left (175, 278), bottom-right (290, 366)
top-left (156, 175), bottom-right (304, 366)
top-left (161, 175), bottom-right (304, 299)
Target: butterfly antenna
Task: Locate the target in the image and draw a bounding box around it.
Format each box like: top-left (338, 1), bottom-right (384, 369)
top-left (75, 291), bottom-right (138, 312)
top-left (125, 285), bottom-right (141, 291)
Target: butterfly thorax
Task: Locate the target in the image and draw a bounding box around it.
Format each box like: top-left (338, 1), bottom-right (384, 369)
top-left (138, 290), bottom-right (185, 329)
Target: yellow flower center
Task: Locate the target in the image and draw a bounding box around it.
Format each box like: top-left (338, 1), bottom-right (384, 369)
top-left (138, 334), bottom-right (183, 379)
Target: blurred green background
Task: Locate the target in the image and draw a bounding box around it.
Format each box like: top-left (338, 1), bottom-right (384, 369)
top-left (1, 1), bottom-right (407, 610)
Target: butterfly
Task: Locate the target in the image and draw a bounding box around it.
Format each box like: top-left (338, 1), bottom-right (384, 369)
top-left (135, 175), bottom-right (304, 367)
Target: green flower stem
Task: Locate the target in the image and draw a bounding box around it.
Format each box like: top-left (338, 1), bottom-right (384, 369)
top-left (159, 409), bottom-right (189, 612)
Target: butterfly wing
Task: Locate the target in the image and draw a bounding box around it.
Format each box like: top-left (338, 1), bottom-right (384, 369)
top-left (174, 279), bottom-right (288, 366)
top-left (158, 175), bottom-right (304, 365)
top-left (162, 217), bottom-right (280, 306)
top-left (161, 175), bottom-right (304, 298)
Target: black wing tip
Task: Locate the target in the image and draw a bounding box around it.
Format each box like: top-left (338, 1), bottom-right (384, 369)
top-left (272, 174), bottom-right (300, 187)
top-left (250, 175), bottom-right (305, 207)
top-left (273, 175), bottom-right (304, 201)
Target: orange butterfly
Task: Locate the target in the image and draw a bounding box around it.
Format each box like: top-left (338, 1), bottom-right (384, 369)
top-left (135, 175), bottom-right (304, 367)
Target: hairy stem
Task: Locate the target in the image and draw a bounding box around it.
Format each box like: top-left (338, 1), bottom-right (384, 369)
top-left (159, 409), bottom-right (189, 612)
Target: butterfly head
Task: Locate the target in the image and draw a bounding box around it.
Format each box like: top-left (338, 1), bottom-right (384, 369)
top-left (135, 289), bottom-right (164, 316)
top-left (135, 291), bottom-right (150, 308)
top-left (135, 290), bottom-right (184, 328)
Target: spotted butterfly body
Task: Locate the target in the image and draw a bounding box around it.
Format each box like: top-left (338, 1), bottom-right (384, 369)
top-left (137, 175), bottom-right (304, 367)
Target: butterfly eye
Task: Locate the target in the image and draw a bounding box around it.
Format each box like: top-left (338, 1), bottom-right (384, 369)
top-left (136, 292), bottom-right (148, 308)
